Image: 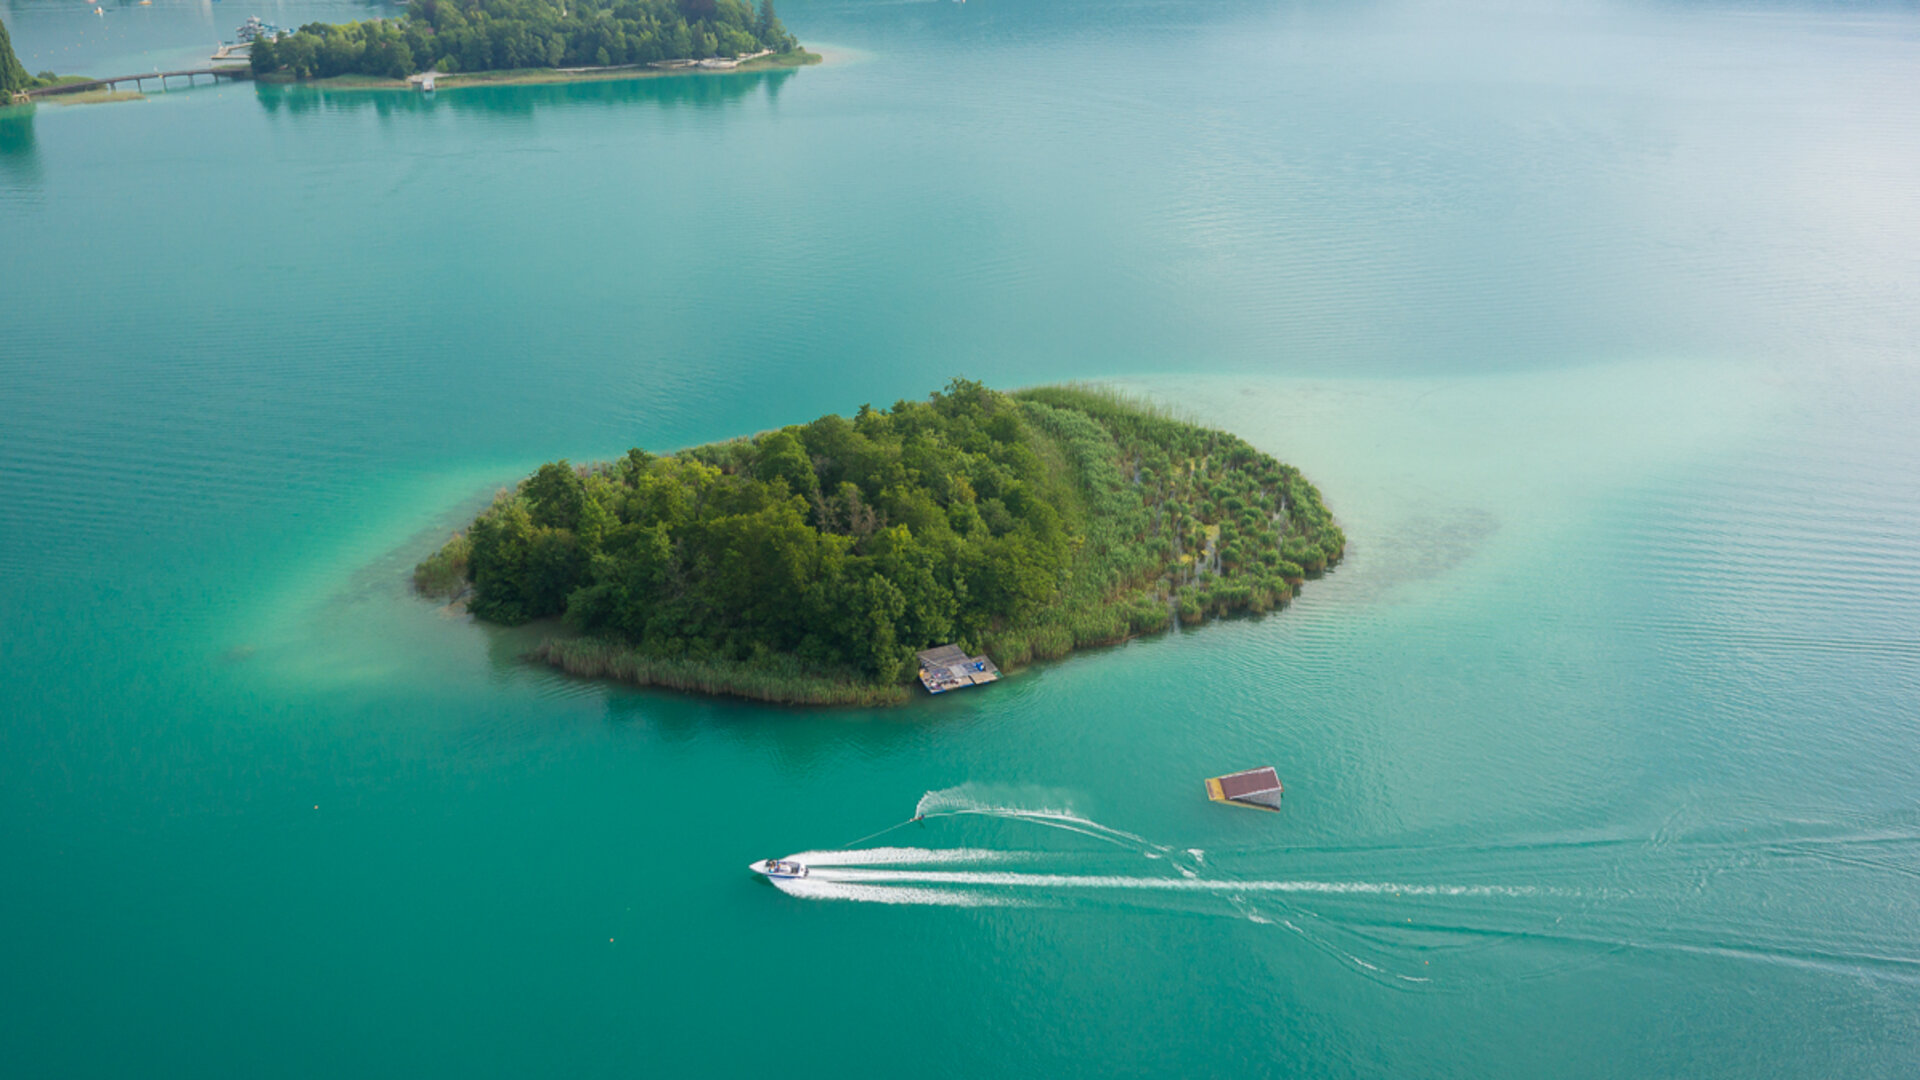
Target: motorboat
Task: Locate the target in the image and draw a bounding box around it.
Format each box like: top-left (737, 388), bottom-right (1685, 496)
top-left (750, 858), bottom-right (809, 880)
top-left (235, 16), bottom-right (283, 43)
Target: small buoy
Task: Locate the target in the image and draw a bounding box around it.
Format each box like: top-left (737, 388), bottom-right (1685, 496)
top-left (313, 805), bottom-right (319, 809)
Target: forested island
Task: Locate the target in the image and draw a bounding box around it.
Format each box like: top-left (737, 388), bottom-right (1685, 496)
top-left (1, 16), bottom-right (73, 104)
top-left (416, 382), bottom-right (1345, 705)
top-left (249, 0), bottom-right (809, 82)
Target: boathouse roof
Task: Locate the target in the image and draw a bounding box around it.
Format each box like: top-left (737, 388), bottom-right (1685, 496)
top-left (916, 644), bottom-right (1001, 694)
top-left (1205, 766), bottom-right (1284, 810)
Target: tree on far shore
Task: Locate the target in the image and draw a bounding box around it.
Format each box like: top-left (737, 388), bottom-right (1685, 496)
top-left (251, 0), bottom-right (798, 80)
top-left (2, 16), bottom-right (37, 98)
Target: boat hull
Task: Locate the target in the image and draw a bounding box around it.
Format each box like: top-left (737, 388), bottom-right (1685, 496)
top-left (750, 859), bottom-right (809, 880)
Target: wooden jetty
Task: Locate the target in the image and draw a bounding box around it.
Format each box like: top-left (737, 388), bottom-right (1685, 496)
top-left (21, 67), bottom-right (250, 101)
top-left (916, 644), bottom-right (1001, 694)
top-left (1205, 766), bottom-right (1284, 811)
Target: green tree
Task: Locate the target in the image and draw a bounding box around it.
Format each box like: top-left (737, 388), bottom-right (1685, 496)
top-left (1, 16), bottom-right (35, 97)
top-left (248, 34), bottom-right (278, 77)
top-left (753, 429), bottom-right (819, 501)
top-left (754, 0), bottom-right (791, 50)
top-left (249, 0), bottom-right (796, 80)
top-left (525, 527), bottom-right (586, 617)
top-left (466, 497), bottom-right (537, 623)
top-left (524, 461), bottom-right (586, 530)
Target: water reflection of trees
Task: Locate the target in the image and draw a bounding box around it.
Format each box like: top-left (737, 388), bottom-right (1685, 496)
top-left (0, 107), bottom-right (40, 188)
top-left (255, 68), bottom-right (794, 119)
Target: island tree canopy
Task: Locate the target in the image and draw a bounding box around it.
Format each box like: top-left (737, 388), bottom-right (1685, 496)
top-left (250, 0), bottom-right (796, 79)
top-left (2, 17), bottom-right (35, 97)
top-left (422, 382), bottom-right (1345, 703)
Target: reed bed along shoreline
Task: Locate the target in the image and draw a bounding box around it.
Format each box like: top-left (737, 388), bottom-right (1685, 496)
top-left (533, 638), bottom-right (912, 707)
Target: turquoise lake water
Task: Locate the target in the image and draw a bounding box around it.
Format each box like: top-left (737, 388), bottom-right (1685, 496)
top-left (5, 0), bottom-right (1920, 1075)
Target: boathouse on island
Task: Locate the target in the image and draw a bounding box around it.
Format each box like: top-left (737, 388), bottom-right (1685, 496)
top-left (1205, 766), bottom-right (1284, 811)
top-left (916, 644), bottom-right (1001, 694)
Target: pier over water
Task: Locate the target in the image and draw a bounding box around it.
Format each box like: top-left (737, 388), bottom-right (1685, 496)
top-left (18, 66), bottom-right (248, 101)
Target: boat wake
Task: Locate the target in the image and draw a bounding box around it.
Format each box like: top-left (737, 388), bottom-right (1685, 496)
top-left (808, 867), bottom-right (1543, 897)
top-left (785, 846), bottom-right (1025, 867)
top-left (765, 845), bottom-right (1037, 906)
top-left (763, 790), bottom-right (1920, 988)
top-left (770, 876), bottom-right (1027, 907)
top-left (914, 786), bottom-right (1171, 857)
top-left (760, 787), bottom-right (1576, 985)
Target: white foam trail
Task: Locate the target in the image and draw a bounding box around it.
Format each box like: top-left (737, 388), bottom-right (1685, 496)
top-left (938, 807), bottom-right (1168, 853)
top-left (813, 868), bottom-right (1544, 897)
top-left (913, 788), bottom-right (1165, 854)
top-left (786, 847), bottom-right (1021, 867)
top-left (772, 876), bottom-right (1021, 907)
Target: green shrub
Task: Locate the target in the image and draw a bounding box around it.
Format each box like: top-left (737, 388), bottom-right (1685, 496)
top-left (412, 533), bottom-right (471, 598)
top-left (1028, 622), bottom-right (1075, 660)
